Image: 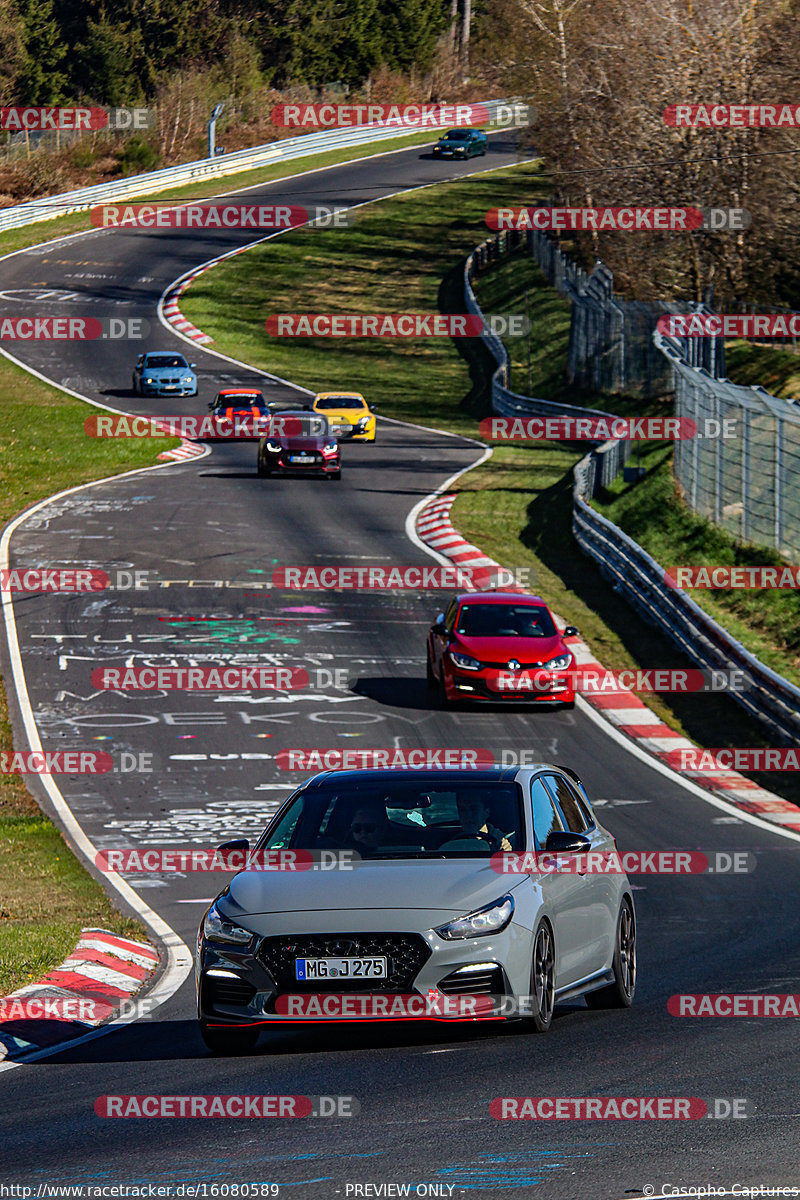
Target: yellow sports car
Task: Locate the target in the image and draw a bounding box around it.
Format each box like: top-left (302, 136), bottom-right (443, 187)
top-left (312, 392), bottom-right (376, 442)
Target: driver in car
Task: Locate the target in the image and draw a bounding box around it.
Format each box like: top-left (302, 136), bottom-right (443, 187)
top-left (456, 794), bottom-right (513, 851)
top-left (347, 805), bottom-right (391, 857)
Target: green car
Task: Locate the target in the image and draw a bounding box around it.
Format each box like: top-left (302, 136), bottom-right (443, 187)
top-left (432, 128), bottom-right (488, 159)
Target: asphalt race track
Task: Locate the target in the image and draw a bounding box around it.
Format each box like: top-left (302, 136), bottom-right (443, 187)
top-left (0, 138), bottom-right (798, 1197)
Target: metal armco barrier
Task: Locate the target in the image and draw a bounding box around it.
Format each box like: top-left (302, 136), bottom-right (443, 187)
top-left (465, 227), bottom-right (800, 744)
top-left (464, 235), bottom-right (630, 496)
top-left (0, 100), bottom-right (508, 234)
top-left (572, 475), bottom-right (800, 745)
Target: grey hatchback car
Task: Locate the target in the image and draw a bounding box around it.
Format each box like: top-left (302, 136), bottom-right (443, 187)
top-left (196, 766), bottom-right (636, 1053)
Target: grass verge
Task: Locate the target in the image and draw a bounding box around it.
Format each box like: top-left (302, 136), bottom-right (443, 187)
top-left (0, 354), bottom-right (177, 993)
top-left (180, 162), bottom-right (800, 808)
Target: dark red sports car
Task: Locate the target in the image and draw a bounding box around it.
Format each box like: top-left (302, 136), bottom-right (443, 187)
top-left (256, 410), bottom-right (341, 480)
top-left (427, 591), bottom-right (578, 708)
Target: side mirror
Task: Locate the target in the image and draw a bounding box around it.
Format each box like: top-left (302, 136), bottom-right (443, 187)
top-left (544, 831), bottom-right (591, 854)
top-left (189, 363), bottom-right (197, 369)
top-left (434, 612), bottom-right (446, 628)
top-left (369, 404), bottom-right (377, 411)
top-left (563, 625), bottom-right (578, 638)
top-left (217, 838), bottom-right (250, 853)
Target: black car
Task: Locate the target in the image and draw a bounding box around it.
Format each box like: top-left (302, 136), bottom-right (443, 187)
top-left (432, 128), bottom-right (488, 158)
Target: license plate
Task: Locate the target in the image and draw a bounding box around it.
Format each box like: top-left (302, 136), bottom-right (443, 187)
top-left (295, 956), bottom-right (388, 980)
top-left (290, 455), bottom-right (315, 464)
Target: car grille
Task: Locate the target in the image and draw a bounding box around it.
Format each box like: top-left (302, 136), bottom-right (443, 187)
top-left (202, 975), bottom-right (256, 1012)
top-left (282, 452), bottom-right (322, 464)
top-left (161, 377), bottom-right (180, 384)
top-left (257, 933), bottom-right (431, 992)
top-left (438, 965), bottom-right (505, 996)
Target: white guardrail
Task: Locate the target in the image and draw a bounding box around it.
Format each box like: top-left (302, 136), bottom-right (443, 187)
top-left (465, 228), bottom-right (800, 745)
top-left (0, 100), bottom-right (510, 234)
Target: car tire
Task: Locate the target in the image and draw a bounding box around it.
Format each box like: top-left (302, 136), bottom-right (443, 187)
top-left (426, 648), bottom-right (436, 690)
top-left (328, 470), bottom-right (341, 480)
top-left (561, 699), bottom-right (575, 710)
top-left (257, 462), bottom-right (270, 478)
top-left (585, 898), bottom-right (636, 1009)
top-left (524, 919), bottom-right (555, 1032)
top-left (199, 1022), bottom-right (260, 1055)
top-left (132, 377), bottom-right (138, 394)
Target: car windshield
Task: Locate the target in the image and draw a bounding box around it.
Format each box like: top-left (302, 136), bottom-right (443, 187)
top-left (443, 130), bottom-right (470, 140)
top-left (213, 393), bottom-right (267, 409)
top-left (455, 603), bottom-right (557, 638)
top-left (145, 355), bottom-right (188, 369)
top-left (315, 397), bottom-right (367, 411)
top-left (258, 781), bottom-right (524, 858)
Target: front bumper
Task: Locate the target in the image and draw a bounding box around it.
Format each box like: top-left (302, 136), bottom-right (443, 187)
top-left (140, 383), bottom-right (197, 396)
top-left (197, 917), bottom-right (531, 1028)
top-left (261, 451), bottom-right (340, 475)
top-left (447, 667), bottom-right (574, 703)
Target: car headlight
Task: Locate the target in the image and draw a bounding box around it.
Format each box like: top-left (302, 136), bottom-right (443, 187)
top-left (202, 902), bottom-right (253, 945)
top-left (356, 417), bottom-right (369, 429)
top-left (265, 439), bottom-right (282, 452)
top-left (143, 377), bottom-right (155, 384)
top-left (436, 895), bottom-right (514, 940)
top-left (322, 440), bottom-right (338, 455)
top-left (542, 652), bottom-right (573, 671)
top-left (181, 375), bottom-right (194, 384)
top-left (449, 649), bottom-right (481, 671)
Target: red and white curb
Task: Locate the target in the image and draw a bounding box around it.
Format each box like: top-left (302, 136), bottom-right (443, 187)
top-left (162, 274), bottom-right (214, 345)
top-left (157, 438), bottom-right (207, 463)
top-left (0, 928), bottom-right (159, 1059)
top-left (416, 493), bottom-right (800, 834)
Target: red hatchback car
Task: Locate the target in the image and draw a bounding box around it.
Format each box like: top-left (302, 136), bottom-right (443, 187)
top-left (426, 591), bottom-right (578, 708)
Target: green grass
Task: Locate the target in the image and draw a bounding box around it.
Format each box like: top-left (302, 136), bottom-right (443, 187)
top-left (724, 340), bottom-right (800, 400)
top-left (0, 355), bottom-right (174, 993)
top-left (179, 162), bottom-right (800, 809)
top-left (182, 162), bottom-right (547, 436)
top-left (594, 444), bottom-right (800, 687)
